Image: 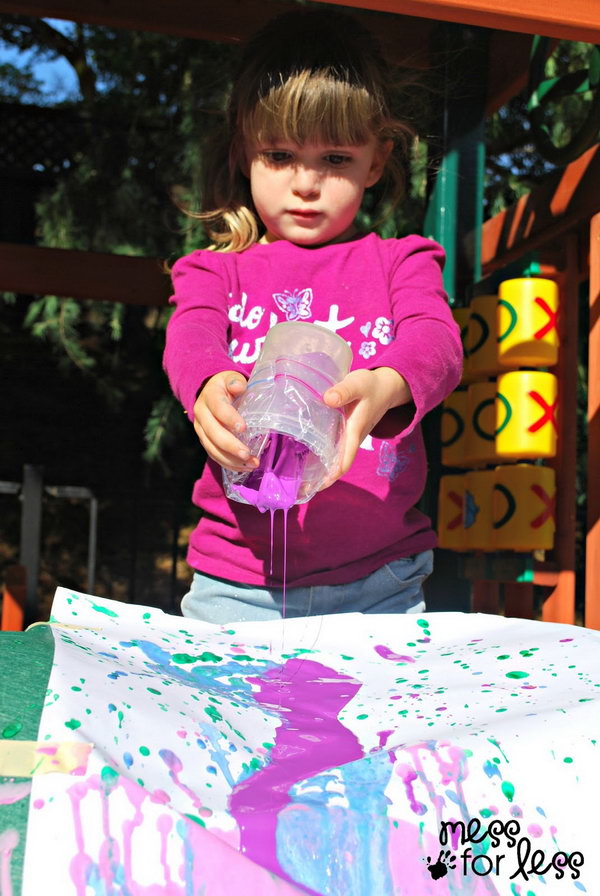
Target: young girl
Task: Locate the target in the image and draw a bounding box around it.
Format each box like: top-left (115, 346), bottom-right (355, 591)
top-left (164, 8), bottom-right (462, 624)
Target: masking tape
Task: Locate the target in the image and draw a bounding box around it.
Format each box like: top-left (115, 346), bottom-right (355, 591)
top-left (0, 741), bottom-right (92, 777)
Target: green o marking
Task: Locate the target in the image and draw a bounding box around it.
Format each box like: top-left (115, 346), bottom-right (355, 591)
top-left (465, 312), bottom-right (489, 356)
top-left (495, 393), bottom-right (513, 435)
top-left (498, 299), bottom-right (518, 342)
top-left (441, 406), bottom-right (465, 448)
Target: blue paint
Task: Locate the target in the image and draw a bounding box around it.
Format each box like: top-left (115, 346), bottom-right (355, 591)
top-left (483, 760), bottom-right (502, 780)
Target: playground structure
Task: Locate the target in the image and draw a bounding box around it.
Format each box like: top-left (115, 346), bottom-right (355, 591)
top-left (0, 0), bottom-right (599, 628)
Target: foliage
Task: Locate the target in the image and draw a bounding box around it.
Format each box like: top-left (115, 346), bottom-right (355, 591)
top-left (0, 17), bottom-right (596, 469)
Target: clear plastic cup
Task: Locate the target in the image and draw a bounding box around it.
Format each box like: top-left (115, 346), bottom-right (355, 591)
top-left (223, 322), bottom-right (352, 508)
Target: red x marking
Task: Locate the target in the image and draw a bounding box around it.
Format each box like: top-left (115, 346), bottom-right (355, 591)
top-left (530, 484), bottom-right (555, 528)
top-left (448, 491), bottom-right (463, 530)
top-left (527, 391), bottom-right (558, 433)
top-left (533, 296), bottom-right (558, 340)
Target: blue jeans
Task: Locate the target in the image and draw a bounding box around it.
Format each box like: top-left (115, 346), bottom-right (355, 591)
top-left (181, 550), bottom-right (433, 624)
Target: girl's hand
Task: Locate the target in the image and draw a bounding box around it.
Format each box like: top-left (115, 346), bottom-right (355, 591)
top-left (193, 371), bottom-right (259, 472)
top-left (322, 367), bottom-right (412, 483)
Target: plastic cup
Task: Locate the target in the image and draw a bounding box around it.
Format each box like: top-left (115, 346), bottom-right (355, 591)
top-left (223, 322), bottom-right (353, 507)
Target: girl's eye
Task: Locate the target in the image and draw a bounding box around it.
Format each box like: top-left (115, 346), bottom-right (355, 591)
top-left (325, 154), bottom-right (352, 166)
top-left (261, 151), bottom-right (292, 164)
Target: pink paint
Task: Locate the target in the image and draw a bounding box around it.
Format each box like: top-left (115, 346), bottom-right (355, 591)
top-left (156, 815), bottom-right (174, 889)
top-left (0, 781), bottom-right (31, 805)
top-left (0, 828), bottom-right (19, 896)
top-left (159, 749), bottom-right (212, 819)
top-left (228, 658), bottom-right (362, 887)
top-left (65, 772), bottom-right (304, 895)
top-left (176, 730), bottom-right (187, 739)
top-left (527, 823), bottom-right (543, 838)
top-left (374, 645), bottom-right (416, 663)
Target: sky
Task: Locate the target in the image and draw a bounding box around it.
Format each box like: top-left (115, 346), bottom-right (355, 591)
top-left (0, 18), bottom-right (80, 102)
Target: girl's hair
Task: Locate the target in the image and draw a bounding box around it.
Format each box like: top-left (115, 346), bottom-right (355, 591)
top-left (197, 8), bottom-right (416, 252)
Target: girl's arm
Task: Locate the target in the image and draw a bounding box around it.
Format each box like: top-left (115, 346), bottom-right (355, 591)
top-left (164, 252), bottom-right (259, 468)
top-left (323, 236), bottom-right (462, 479)
top-left (163, 251), bottom-right (246, 422)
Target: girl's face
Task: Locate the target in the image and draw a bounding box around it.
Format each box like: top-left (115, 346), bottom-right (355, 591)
top-left (245, 137), bottom-right (390, 247)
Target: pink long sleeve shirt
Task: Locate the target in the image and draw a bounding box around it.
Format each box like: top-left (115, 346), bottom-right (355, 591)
top-left (164, 232), bottom-right (462, 587)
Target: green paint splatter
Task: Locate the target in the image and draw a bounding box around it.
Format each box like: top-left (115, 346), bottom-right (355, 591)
top-left (480, 808), bottom-right (493, 818)
top-left (71, 686), bottom-right (82, 692)
top-left (139, 745), bottom-right (150, 756)
top-left (101, 765), bottom-right (119, 785)
top-left (147, 688), bottom-right (161, 695)
top-left (172, 651), bottom-right (222, 664)
top-left (341, 655), bottom-right (354, 660)
top-left (497, 654), bottom-right (510, 660)
top-left (2, 722), bottom-right (22, 738)
top-left (495, 708), bottom-right (507, 713)
top-left (356, 714), bottom-right (368, 720)
top-left (90, 603), bottom-right (119, 618)
top-left (185, 813), bottom-right (206, 828)
top-left (205, 705), bottom-right (222, 723)
top-left (506, 671), bottom-right (529, 679)
top-left (142, 613), bottom-right (151, 620)
top-left (501, 781), bottom-right (515, 801)
top-left (65, 719), bottom-right (81, 730)
top-left (564, 757), bottom-right (573, 763)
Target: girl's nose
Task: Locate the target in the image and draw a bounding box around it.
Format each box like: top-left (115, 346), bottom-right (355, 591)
top-left (291, 166), bottom-right (320, 198)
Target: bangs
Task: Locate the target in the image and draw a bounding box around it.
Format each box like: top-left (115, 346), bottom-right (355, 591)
top-left (241, 70), bottom-right (380, 147)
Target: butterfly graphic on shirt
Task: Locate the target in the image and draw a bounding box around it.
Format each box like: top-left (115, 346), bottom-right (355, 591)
top-left (272, 288), bottom-right (313, 321)
top-left (376, 441), bottom-right (415, 482)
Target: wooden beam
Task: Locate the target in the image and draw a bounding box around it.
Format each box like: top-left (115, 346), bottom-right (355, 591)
top-left (0, 242), bottom-right (170, 305)
top-left (322, 0), bottom-right (600, 44)
top-left (0, 0), bottom-right (431, 68)
top-left (473, 145), bottom-right (600, 276)
top-left (586, 212), bottom-right (600, 629)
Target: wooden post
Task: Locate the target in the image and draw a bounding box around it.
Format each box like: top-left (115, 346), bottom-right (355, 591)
top-left (1, 564), bottom-right (27, 631)
top-left (471, 581), bottom-right (500, 614)
top-left (586, 213), bottom-right (600, 629)
top-left (540, 239), bottom-right (578, 624)
top-left (504, 583), bottom-right (535, 619)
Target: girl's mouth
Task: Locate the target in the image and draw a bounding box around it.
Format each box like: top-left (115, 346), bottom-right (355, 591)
top-left (288, 209), bottom-right (322, 219)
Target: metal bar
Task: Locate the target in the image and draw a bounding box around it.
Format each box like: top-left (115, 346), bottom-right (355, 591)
top-left (18, 464), bottom-right (43, 623)
top-left (88, 498), bottom-right (98, 593)
top-left (586, 212), bottom-right (600, 629)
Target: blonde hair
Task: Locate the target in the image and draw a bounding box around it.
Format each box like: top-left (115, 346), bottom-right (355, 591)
top-left (196, 9), bottom-right (416, 252)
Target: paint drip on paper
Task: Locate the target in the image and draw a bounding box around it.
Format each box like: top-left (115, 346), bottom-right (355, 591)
top-left (12, 588), bottom-right (600, 894)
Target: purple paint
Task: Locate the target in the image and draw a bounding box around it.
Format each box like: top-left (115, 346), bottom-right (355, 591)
top-left (374, 645), bottom-right (416, 663)
top-left (232, 432), bottom-right (310, 616)
top-left (232, 433), bottom-right (308, 513)
top-left (228, 658), bottom-right (363, 886)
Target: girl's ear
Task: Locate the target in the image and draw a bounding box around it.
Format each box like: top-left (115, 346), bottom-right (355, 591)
top-left (366, 139), bottom-right (394, 187)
